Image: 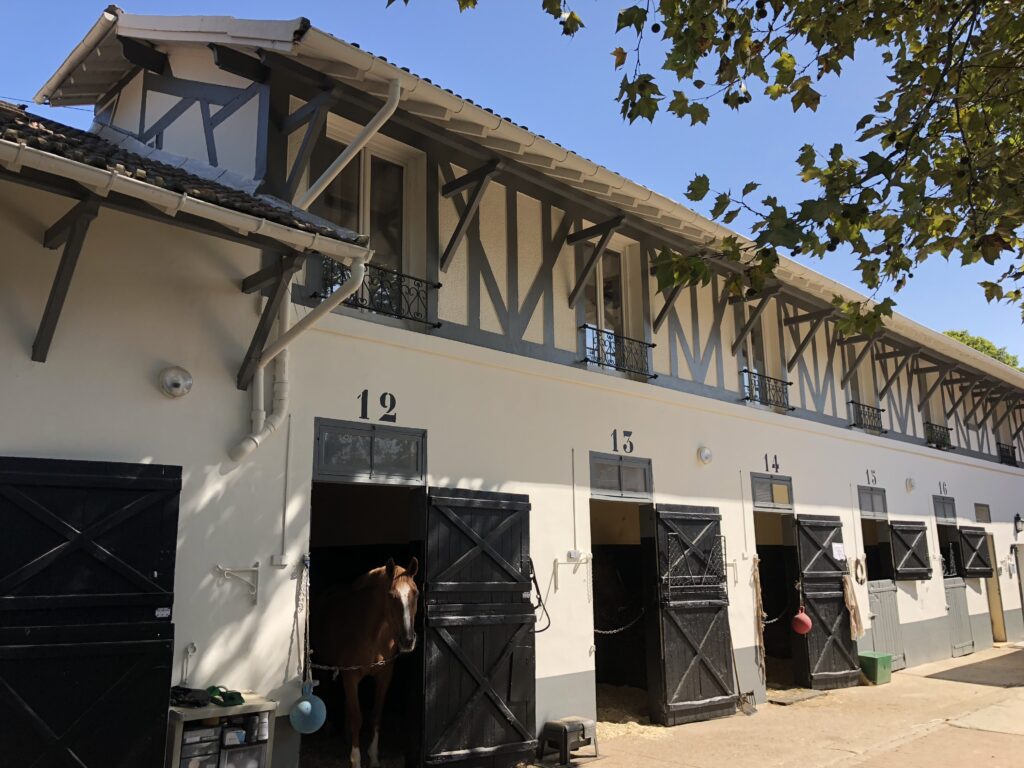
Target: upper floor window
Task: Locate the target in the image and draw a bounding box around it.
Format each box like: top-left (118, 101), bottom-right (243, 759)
top-left (311, 138), bottom-right (406, 274)
top-left (581, 246), bottom-right (654, 377)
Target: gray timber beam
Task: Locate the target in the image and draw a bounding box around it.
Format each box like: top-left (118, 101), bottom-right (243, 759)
top-left (732, 288), bottom-right (779, 356)
top-left (43, 195), bottom-right (100, 249)
top-left (440, 160), bottom-right (503, 272)
top-left (841, 337), bottom-right (877, 389)
top-left (878, 351), bottom-right (918, 398)
top-left (1012, 413), bottom-right (1024, 441)
top-left (917, 365), bottom-right (954, 411)
top-left (913, 364), bottom-right (945, 375)
top-left (839, 334), bottom-right (871, 346)
top-left (236, 253), bottom-right (305, 391)
top-left (979, 391), bottom-right (1009, 428)
top-left (209, 44), bottom-right (269, 83)
top-left (567, 219), bottom-right (625, 309)
top-left (565, 214), bottom-right (626, 246)
top-left (32, 198), bottom-right (101, 362)
top-left (874, 348), bottom-right (914, 361)
top-left (946, 379), bottom-right (978, 419)
top-left (119, 36), bottom-right (168, 75)
top-left (786, 313), bottom-right (827, 373)
top-left (782, 308), bottom-right (832, 327)
top-left (283, 90), bottom-right (341, 203)
top-left (990, 399), bottom-right (1019, 434)
top-left (652, 280), bottom-right (686, 335)
top-left (964, 385), bottom-right (998, 425)
top-left (728, 284), bottom-right (781, 305)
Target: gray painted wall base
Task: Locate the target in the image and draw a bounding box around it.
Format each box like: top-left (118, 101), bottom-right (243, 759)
top-left (971, 611), bottom-right (995, 653)
top-left (1004, 607), bottom-right (1024, 641)
top-left (272, 716), bottom-right (301, 768)
top-left (901, 614), bottom-right (959, 668)
top-left (535, 669), bottom-right (597, 730)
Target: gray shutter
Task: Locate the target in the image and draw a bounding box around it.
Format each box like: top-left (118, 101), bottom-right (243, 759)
top-left (889, 521), bottom-right (931, 580)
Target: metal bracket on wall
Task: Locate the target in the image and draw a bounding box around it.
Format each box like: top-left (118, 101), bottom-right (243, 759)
top-left (214, 561), bottom-right (260, 605)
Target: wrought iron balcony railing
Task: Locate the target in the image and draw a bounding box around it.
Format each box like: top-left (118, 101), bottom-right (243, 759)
top-left (580, 325), bottom-right (656, 378)
top-left (924, 421), bottom-right (953, 450)
top-left (741, 369), bottom-right (794, 411)
top-left (997, 442), bottom-right (1018, 467)
top-left (849, 401), bottom-right (887, 434)
top-left (322, 257), bottom-right (441, 327)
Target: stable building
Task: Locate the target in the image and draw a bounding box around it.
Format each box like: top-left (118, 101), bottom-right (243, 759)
top-left (1, 7), bottom-right (1023, 768)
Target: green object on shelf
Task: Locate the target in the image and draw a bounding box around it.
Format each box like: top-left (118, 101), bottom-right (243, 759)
top-left (859, 651), bottom-right (892, 684)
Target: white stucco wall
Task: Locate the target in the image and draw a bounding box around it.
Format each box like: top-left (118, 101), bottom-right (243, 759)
top-left (2, 180), bottom-right (1023, 733)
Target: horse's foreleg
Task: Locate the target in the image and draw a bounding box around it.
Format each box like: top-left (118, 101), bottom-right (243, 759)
top-left (368, 667), bottom-right (394, 768)
top-left (342, 673), bottom-right (363, 768)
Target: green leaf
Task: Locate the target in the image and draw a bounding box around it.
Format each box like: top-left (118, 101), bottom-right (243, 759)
top-left (611, 46), bottom-right (628, 69)
top-left (773, 51), bottom-right (796, 87)
top-left (711, 192), bottom-right (731, 218)
top-left (541, 0), bottom-right (563, 17)
top-left (668, 91), bottom-right (689, 118)
top-left (742, 181), bottom-right (760, 196)
top-left (687, 102), bottom-right (710, 125)
top-left (561, 10), bottom-right (584, 35)
top-left (616, 5), bottom-right (648, 34)
top-left (686, 174), bottom-right (710, 202)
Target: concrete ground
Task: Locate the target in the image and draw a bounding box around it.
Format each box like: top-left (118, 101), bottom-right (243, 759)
top-left (584, 644), bottom-right (1024, 768)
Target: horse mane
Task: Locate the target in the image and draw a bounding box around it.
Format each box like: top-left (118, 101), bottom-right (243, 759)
top-left (349, 564), bottom-right (413, 591)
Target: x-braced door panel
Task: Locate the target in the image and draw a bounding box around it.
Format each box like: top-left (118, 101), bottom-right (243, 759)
top-left (423, 489), bottom-right (535, 767)
top-left (642, 505), bottom-right (737, 726)
top-left (794, 515), bottom-right (860, 689)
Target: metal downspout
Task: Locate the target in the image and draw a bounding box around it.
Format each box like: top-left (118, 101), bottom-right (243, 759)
top-left (294, 79), bottom-right (402, 211)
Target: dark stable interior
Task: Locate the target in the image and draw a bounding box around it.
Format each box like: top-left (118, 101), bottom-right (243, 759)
top-left (301, 482), bottom-right (423, 768)
top-left (861, 519), bottom-right (895, 581)
top-left (589, 500), bottom-right (649, 718)
top-left (754, 511), bottom-right (801, 688)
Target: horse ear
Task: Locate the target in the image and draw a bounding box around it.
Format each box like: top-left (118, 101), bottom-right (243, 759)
top-left (406, 556), bottom-right (419, 578)
top-left (386, 557), bottom-right (396, 578)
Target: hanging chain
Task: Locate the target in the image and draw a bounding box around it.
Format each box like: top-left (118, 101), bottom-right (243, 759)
top-left (594, 608), bottom-right (646, 635)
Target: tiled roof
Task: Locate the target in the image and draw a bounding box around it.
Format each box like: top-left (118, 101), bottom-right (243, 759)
top-left (0, 100), bottom-right (368, 246)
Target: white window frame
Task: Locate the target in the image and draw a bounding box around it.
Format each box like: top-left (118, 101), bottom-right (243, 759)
top-left (288, 100), bottom-right (426, 277)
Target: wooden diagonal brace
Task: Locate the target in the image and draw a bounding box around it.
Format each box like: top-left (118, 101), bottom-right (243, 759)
top-left (841, 336), bottom-right (876, 389)
top-left (1012, 413), bottom-right (1024, 441)
top-left (283, 92), bottom-right (339, 203)
top-left (916, 365), bottom-right (954, 412)
top-left (782, 308), bottom-right (832, 327)
top-left (43, 196), bottom-right (100, 249)
top-left (32, 198), bottom-right (101, 363)
top-left (567, 218), bottom-right (626, 309)
top-left (653, 281), bottom-right (686, 334)
top-left (565, 214), bottom-right (626, 246)
top-left (440, 160), bottom-right (503, 272)
top-left (979, 391), bottom-right (1009, 428)
top-left (990, 399), bottom-right (1019, 434)
top-left (236, 253), bottom-right (305, 391)
top-left (946, 379), bottom-right (978, 419)
top-left (731, 289), bottom-right (778, 356)
top-left (964, 385), bottom-right (997, 425)
top-left (878, 351), bottom-right (918, 398)
top-left (786, 313), bottom-right (827, 372)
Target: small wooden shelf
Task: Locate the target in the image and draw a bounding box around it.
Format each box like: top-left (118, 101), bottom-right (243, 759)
top-left (165, 693), bottom-right (278, 768)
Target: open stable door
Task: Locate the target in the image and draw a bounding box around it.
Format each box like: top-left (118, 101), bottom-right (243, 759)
top-left (421, 488), bottom-right (536, 768)
top-left (793, 515), bottom-right (861, 689)
top-left (641, 504), bottom-right (737, 726)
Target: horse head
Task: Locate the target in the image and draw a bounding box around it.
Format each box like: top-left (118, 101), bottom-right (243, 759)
top-left (385, 557), bottom-right (419, 653)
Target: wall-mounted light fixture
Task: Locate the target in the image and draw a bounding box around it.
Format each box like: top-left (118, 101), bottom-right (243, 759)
top-left (1014, 512), bottom-right (1023, 535)
top-left (697, 446), bottom-right (713, 465)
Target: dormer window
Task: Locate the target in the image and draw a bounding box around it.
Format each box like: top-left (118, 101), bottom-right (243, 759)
top-left (310, 138), bottom-right (406, 274)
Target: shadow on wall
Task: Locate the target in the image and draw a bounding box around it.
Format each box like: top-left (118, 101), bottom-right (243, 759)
top-left (172, 456), bottom-right (313, 702)
top-left (924, 648), bottom-right (1024, 688)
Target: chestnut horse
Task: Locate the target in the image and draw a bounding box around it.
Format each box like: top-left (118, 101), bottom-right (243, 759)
top-left (312, 558), bottom-right (420, 768)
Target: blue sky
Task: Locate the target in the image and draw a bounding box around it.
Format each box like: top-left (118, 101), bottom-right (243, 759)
top-left (4, 1), bottom-right (1020, 360)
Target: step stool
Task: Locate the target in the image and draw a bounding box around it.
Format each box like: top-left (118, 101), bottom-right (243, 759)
top-left (536, 717), bottom-right (598, 766)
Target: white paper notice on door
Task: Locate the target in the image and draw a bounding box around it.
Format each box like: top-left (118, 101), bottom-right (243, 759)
top-left (832, 542), bottom-right (846, 561)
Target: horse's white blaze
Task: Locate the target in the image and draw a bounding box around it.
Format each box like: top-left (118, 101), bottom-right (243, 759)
top-left (396, 580), bottom-right (415, 639)
top-left (350, 744), bottom-right (361, 768)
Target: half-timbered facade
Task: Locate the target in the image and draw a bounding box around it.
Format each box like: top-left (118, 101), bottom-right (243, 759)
top-left (2, 9), bottom-right (1023, 767)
